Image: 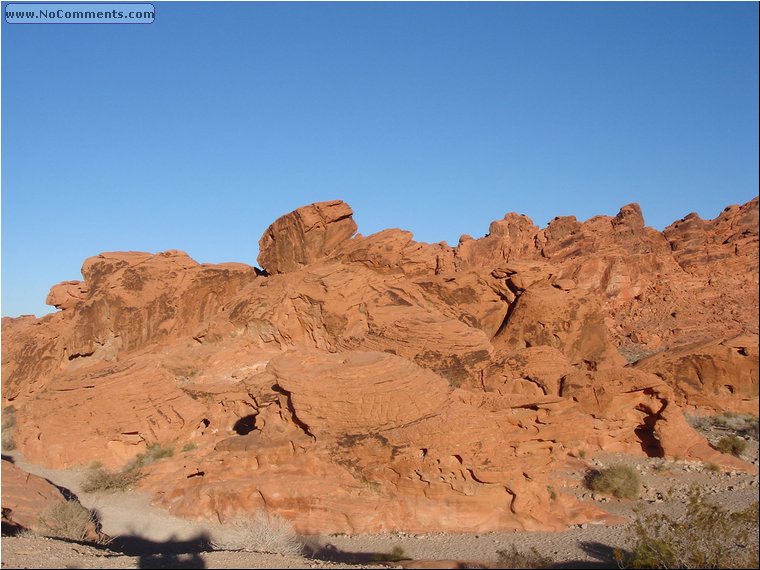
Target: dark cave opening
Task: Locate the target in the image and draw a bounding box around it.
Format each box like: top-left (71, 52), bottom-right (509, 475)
top-left (233, 414), bottom-right (257, 435)
top-left (634, 410), bottom-right (665, 458)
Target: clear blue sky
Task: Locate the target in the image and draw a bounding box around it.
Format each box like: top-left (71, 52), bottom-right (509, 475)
top-left (2, 2), bottom-right (758, 318)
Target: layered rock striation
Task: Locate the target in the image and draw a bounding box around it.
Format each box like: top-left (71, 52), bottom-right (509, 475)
top-left (2, 197), bottom-right (757, 533)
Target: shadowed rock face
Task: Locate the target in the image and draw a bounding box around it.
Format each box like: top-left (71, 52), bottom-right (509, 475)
top-left (2, 197), bottom-right (757, 534)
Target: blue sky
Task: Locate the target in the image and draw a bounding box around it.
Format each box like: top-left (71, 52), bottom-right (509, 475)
top-left (2, 2), bottom-right (758, 318)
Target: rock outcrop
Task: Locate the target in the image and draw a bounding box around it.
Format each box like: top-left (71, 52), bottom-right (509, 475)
top-left (258, 200), bottom-right (357, 273)
top-left (635, 334), bottom-right (759, 413)
top-left (1, 460), bottom-right (104, 541)
top-left (2, 197), bottom-right (757, 534)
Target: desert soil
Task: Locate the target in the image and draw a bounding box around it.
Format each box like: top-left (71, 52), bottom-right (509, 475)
top-left (1, 422), bottom-right (757, 570)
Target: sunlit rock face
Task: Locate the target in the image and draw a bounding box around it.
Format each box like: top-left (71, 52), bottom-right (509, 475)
top-left (3, 197), bottom-right (757, 533)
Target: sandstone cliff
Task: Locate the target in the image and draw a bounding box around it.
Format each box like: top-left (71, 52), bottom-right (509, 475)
top-left (2, 197), bottom-right (757, 533)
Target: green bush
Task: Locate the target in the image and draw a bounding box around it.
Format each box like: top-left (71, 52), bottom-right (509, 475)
top-left (616, 488), bottom-right (759, 569)
top-left (587, 464), bottom-right (640, 499)
top-left (715, 435), bottom-right (747, 457)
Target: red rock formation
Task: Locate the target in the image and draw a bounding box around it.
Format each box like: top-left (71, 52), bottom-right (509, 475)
top-left (635, 334), bottom-right (759, 413)
top-left (335, 228), bottom-right (456, 276)
top-left (1, 460), bottom-right (104, 541)
top-left (258, 200), bottom-right (357, 274)
top-left (2, 197), bottom-right (757, 534)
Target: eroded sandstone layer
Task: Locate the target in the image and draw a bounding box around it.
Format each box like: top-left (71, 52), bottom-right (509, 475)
top-left (2, 197), bottom-right (757, 533)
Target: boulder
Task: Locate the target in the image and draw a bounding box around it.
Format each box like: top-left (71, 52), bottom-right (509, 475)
top-left (257, 200), bottom-right (357, 273)
top-left (1, 460), bottom-right (105, 541)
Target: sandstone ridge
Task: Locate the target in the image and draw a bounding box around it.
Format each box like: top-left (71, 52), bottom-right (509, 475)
top-left (2, 197), bottom-right (757, 534)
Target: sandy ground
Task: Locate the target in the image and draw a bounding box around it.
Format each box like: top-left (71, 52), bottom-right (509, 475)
top-left (2, 422), bottom-right (757, 569)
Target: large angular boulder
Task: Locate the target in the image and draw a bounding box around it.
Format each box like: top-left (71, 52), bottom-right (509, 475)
top-left (258, 200), bottom-right (357, 273)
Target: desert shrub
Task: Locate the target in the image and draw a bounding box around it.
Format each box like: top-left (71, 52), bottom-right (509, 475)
top-left (496, 545), bottom-right (554, 569)
top-left (2, 405), bottom-right (16, 429)
top-left (2, 405), bottom-right (17, 451)
top-left (744, 418), bottom-right (760, 439)
top-left (211, 511), bottom-right (303, 556)
top-left (618, 344), bottom-right (659, 364)
top-left (81, 467), bottom-right (142, 493)
top-left (38, 500), bottom-right (97, 541)
top-left (721, 413), bottom-right (760, 439)
top-left (1, 429), bottom-right (16, 451)
top-left (688, 412), bottom-right (759, 440)
top-left (685, 413), bottom-right (711, 432)
top-left (714, 411), bottom-right (753, 428)
top-left (715, 435), bottom-right (747, 457)
top-left (651, 461), bottom-right (671, 473)
top-left (616, 488), bottom-right (759, 569)
top-left (182, 442), bottom-right (197, 452)
top-left (705, 462), bottom-right (721, 473)
top-left (125, 442), bottom-right (174, 470)
top-left (586, 464), bottom-right (640, 499)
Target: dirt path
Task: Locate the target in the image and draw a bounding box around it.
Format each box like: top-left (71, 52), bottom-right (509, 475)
top-left (7, 451), bottom-right (215, 543)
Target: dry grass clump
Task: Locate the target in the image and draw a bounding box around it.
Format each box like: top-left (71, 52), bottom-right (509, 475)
top-left (586, 464), bottom-right (640, 499)
top-left (211, 511), bottom-right (303, 556)
top-left (715, 435), bottom-right (748, 457)
top-left (616, 488), bottom-right (759, 569)
top-left (38, 500), bottom-right (98, 542)
top-left (80, 442), bottom-right (173, 493)
top-left (687, 411), bottom-right (759, 440)
top-left (714, 412), bottom-right (759, 438)
top-left (125, 442), bottom-right (174, 470)
top-left (496, 545), bottom-right (554, 568)
top-left (81, 467), bottom-right (143, 493)
top-left (2, 405), bottom-right (17, 451)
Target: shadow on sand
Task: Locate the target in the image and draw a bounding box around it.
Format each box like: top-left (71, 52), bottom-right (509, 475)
top-left (109, 533), bottom-right (213, 568)
top-left (0, 527), bottom-right (212, 569)
top-left (3, 528), bottom-right (631, 569)
top-left (552, 540), bottom-right (626, 569)
top-left (304, 541), bottom-right (404, 564)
